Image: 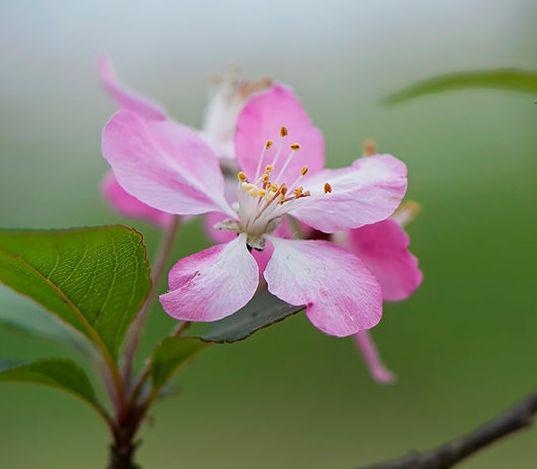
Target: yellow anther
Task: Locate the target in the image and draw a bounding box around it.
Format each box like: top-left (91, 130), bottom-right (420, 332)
top-left (405, 200), bottom-right (422, 216)
top-left (363, 139), bottom-right (377, 157)
top-left (300, 166), bottom-right (309, 176)
top-left (261, 77), bottom-right (273, 88)
top-left (237, 171), bottom-right (247, 182)
top-left (293, 186), bottom-right (303, 197)
top-left (393, 200), bottom-right (422, 227)
top-left (290, 143), bottom-right (301, 151)
top-left (280, 184), bottom-right (288, 196)
top-left (265, 140), bottom-right (273, 150)
top-left (280, 126), bottom-right (288, 138)
top-left (258, 189), bottom-right (266, 198)
top-left (324, 182), bottom-right (332, 194)
top-left (269, 183), bottom-right (279, 192)
top-left (262, 173), bottom-right (270, 184)
top-left (265, 164), bottom-right (273, 173)
top-left (249, 188), bottom-right (259, 197)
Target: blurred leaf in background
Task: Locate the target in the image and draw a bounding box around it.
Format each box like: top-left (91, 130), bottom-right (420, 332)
top-left (384, 69), bottom-right (537, 104)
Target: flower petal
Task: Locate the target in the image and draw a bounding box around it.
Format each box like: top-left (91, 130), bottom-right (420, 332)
top-left (98, 55), bottom-right (167, 121)
top-left (264, 237), bottom-right (382, 336)
top-left (346, 219), bottom-right (422, 301)
top-left (160, 234), bottom-right (259, 321)
top-left (288, 154), bottom-right (407, 233)
top-left (354, 331), bottom-right (396, 384)
top-left (235, 84), bottom-right (325, 181)
top-left (102, 110), bottom-right (235, 217)
top-left (101, 172), bottom-right (173, 227)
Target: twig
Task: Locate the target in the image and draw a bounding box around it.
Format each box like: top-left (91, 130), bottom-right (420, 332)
top-left (171, 320), bottom-right (192, 337)
top-left (127, 320), bottom-right (192, 406)
top-left (363, 390), bottom-right (537, 469)
top-left (122, 216), bottom-right (180, 384)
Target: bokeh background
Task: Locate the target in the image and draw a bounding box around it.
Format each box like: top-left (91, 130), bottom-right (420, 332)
top-left (1, 1), bottom-right (536, 467)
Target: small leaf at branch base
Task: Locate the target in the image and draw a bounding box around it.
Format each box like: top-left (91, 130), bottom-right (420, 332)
top-left (0, 315), bottom-right (89, 351)
top-left (151, 337), bottom-right (208, 390)
top-left (0, 359), bottom-right (101, 411)
top-left (0, 226), bottom-right (151, 359)
top-left (0, 359), bottom-right (21, 369)
top-left (0, 287), bottom-right (91, 351)
top-left (200, 290), bottom-right (305, 343)
top-left (383, 68), bottom-right (537, 105)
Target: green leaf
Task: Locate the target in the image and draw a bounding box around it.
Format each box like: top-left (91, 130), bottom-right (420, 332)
top-left (0, 287), bottom-right (90, 351)
top-left (0, 226), bottom-right (151, 359)
top-left (0, 359), bottom-right (21, 369)
top-left (0, 316), bottom-right (88, 350)
top-left (0, 359), bottom-right (101, 411)
top-left (201, 290), bottom-right (305, 343)
top-left (384, 68), bottom-right (537, 105)
top-left (151, 337), bottom-right (208, 389)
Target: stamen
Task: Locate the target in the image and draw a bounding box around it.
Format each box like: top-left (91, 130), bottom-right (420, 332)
top-left (258, 189), bottom-right (266, 198)
top-left (269, 183), bottom-right (279, 192)
top-left (269, 139), bottom-right (285, 170)
top-left (363, 139), bottom-right (377, 157)
top-left (324, 182), bottom-right (332, 194)
top-left (261, 77), bottom-right (273, 88)
top-left (280, 126), bottom-right (288, 138)
top-left (293, 186), bottom-right (303, 197)
top-left (265, 165), bottom-right (273, 173)
top-left (254, 140), bottom-right (270, 179)
top-left (301, 166), bottom-right (309, 176)
top-left (392, 200), bottom-right (422, 227)
top-left (290, 143), bottom-right (301, 151)
top-left (237, 171), bottom-right (247, 182)
top-left (274, 146), bottom-right (298, 182)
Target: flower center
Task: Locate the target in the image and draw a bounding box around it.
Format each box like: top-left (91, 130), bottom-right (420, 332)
top-left (217, 126), bottom-right (332, 250)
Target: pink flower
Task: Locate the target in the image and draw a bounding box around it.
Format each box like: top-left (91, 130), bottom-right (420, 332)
top-left (335, 198), bottom-right (423, 381)
top-left (98, 56), bottom-right (269, 227)
top-left (101, 84), bottom-right (408, 336)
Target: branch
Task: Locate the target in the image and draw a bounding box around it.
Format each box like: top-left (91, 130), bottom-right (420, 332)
top-left (363, 390), bottom-right (537, 469)
top-left (123, 216), bottom-right (180, 384)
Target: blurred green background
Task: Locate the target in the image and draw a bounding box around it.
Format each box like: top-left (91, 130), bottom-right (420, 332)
top-left (1, 1), bottom-right (536, 467)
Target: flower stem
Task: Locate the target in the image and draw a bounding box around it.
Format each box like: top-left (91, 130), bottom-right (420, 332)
top-left (127, 320), bottom-right (192, 407)
top-left (123, 216), bottom-right (180, 386)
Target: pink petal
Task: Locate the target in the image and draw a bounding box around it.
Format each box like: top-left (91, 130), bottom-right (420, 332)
top-left (354, 331), bottom-right (396, 384)
top-left (235, 84), bottom-right (325, 182)
top-left (98, 55), bottom-right (167, 121)
top-left (289, 154), bottom-right (408, 233)
top-left (347, 219), bottom-right (422, 301)
top-left (102, 110), bottom-right (235, 217)
top-left (160, 234), bottom-right (259, 322)
top-left (264, 237), bottom-right (382, 336)
top-left (101, 172), bottom-right (173, 227)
